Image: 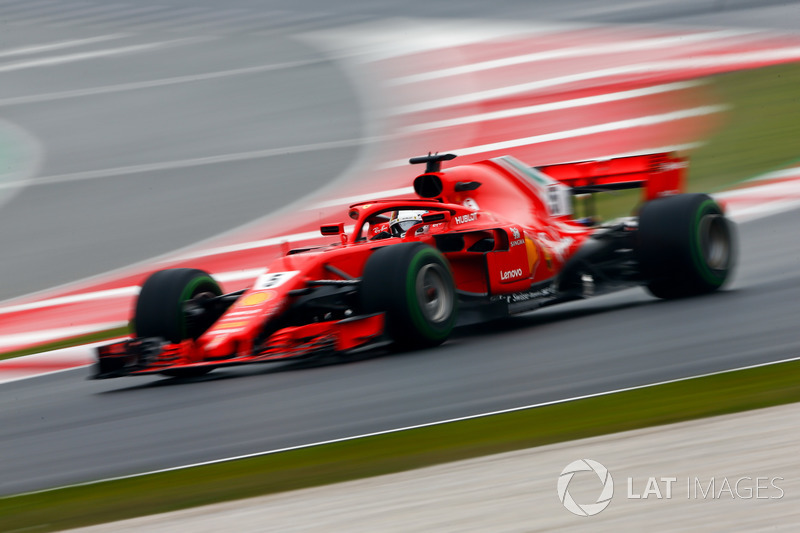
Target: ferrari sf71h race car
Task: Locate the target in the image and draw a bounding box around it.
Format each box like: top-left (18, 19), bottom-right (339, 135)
top-left (94, 151), bottom-right (735, 378)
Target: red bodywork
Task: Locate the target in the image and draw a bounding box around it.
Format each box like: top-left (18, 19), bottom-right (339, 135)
top-left (96, 152), bottom-right (686, 377)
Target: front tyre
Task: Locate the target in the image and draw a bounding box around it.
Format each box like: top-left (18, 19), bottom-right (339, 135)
top-left (361, 243), bottom-right (457, 349)
top-left (637, 193), bottom-right (735, 299)
top-left (134, 268), bottom-right (222, 377)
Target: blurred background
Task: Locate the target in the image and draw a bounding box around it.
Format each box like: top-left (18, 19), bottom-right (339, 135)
top-left (1, 0), bottom-right (800, 529)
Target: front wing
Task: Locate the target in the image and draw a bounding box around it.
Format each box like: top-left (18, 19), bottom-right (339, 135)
top-left (92, 313), bottom-right (385, 378)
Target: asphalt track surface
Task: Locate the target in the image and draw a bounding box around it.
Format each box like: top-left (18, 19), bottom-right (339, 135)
top-left (1, 0), bottom-right (800, 497)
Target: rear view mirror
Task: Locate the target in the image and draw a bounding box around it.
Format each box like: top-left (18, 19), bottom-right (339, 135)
top-left (422, 212), bottom-right (451, 224)
top-left (320, 223), bottom-right (344, 236)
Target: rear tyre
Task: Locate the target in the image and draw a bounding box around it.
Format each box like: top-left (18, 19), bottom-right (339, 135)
top-left (361, 243), bottom-right (457, 349)
top-left (134, 268), bottom-right (223, 377)
top-left (637, 194), bottom-right (735, 299)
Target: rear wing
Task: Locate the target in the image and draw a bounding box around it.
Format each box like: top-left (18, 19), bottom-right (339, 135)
top-left (535, 152), bottom-right (686, 202)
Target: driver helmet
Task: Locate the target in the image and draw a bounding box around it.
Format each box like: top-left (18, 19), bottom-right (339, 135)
top-left (389, 209), bottom-right (427, 237)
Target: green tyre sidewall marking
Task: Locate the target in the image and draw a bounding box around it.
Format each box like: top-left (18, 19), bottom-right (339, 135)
top-left (403, 248), bottom-right (456, 342)
top-left (178, 275), bottom-right (221, 339)
top-left (690, 199), bottom-right (727, 288)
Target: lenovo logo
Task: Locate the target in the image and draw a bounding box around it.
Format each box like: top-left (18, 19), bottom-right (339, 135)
top-left (500, 268), bottom-right (523, 281)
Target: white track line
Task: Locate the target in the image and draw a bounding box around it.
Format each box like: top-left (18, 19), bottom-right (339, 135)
top-left (725, 199), bottom-right (800, 222)
top-left (7, 354), bottom-right (800, 499)
top-left (0, 34), bottom-right (127, 59)
top-left (312, 186), bottom-right (416, 208)
top-left (174, 230), bottom-right (332, 261)
top-left (42, 3), bottom-right (134, 25)
top-left (385, 105), bottom-right (726, 167)
top-left (0, 269), bottom-right (267, 316)
top-left (0, 322), bottom-right (127, 350)
top-left (400, 80), bottom-right (704, 133)
top-left (0, 38), bottom-right (204, 75)
top-left (0, 286), bottom-right (139, 315)
top-left (0, 137), bottom-right (380, 190)
top-left (0, 58), bottom-right (326, 107)
top-left (51, 4), bottom-right (171, 26)
top-left (0, 0), bottom-right (73, 19)
top-left (715, 167), bottom-right (800, 222)
top-left (392, 46), bottom-right (800, 114)
top-left (715, 165), bottom-right (800, 190)
top-left (390, 30), bottom-right (755, 85)
top-left (317, 20), bottom-right (574, 63)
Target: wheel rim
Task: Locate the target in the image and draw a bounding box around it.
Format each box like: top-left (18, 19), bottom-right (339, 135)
top-left (699, 214), bottom-right (730, 271)
top-left (415, 263), bottom-right (452, 324)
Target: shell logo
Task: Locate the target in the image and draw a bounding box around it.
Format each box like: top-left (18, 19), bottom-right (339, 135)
top-left (240, 291), bottom-right (275, 306)
top-left (525, 237), bottom-right (539, 272)
top-left (216, 321), bottom-right (248, 330)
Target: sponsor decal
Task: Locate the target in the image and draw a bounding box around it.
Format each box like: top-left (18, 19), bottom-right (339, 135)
top-left (215, 321), bottom-right (248, 330)
top-left (500, 268), bottom-right (524, 281)
top-left (509, 226), bottom-right (525, 247)
top-left (525, 237), bottom-right (539, 272)
top-left (454, 213), bottom-right (477, 225)
top-left (657, 160), bottom-right (687, 172)
top-left (546, 183), bottom-right (572, 216)
top-left (254, 271), bottom-right (299, 290)
top-left (240, 291), bottom-right (276, 306)
top-left (492, 284), bottom-right (556, 304)
top-left (462, 198), bottom-right (480, 211)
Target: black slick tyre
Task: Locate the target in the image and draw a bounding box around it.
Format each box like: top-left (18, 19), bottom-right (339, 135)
top-left (637, 193), bottom-right (735, 299)
top-left (134, 268), bottom-right (222, 377)
top-left (361, 243), bottom-right (457, 349)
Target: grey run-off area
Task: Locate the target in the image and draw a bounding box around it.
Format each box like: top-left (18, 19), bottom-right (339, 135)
top-left (0, 24), bottom-right (362, 301)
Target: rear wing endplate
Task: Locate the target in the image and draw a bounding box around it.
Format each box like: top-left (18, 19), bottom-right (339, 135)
top-left (535, 152), bottom-right (687, 201)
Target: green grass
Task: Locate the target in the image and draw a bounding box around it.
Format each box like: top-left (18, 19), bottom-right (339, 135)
top-left (689, 62), bottom-right (800, 190)
top-left (0, 326), bottom-right (130, 362)
top-left (3, 358), bottom-right (800, 532)
top-left (590, 61), bottom-right (800, 220)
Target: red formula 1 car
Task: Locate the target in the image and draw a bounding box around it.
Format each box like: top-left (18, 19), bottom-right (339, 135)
top-left (94, 152), bottom-right (735, 378)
